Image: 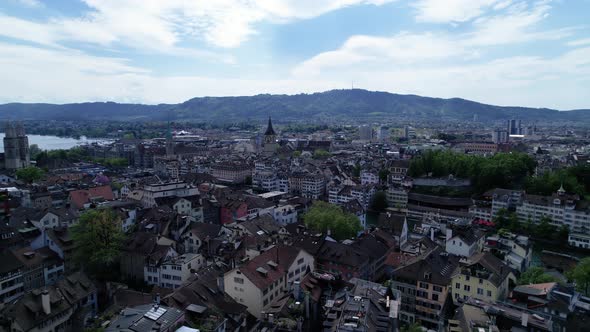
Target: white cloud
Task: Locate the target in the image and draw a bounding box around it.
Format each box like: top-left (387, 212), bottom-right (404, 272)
top-left (15, 0), bottom-right (43, 8)
top-left (413, 0), bottom-right (501, 23)
top-left (0, 0), bottom-right (397, 50)
top-left (567, 38), bottom-right (590, 47)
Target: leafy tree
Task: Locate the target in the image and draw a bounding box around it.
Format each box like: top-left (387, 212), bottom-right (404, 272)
top-left (313, 149), bottom-right (330, 159)
top-left (71, 209), bottom-right (125, 278)
top-left (566, 258), bottom-right (590, 296)
top-left (507, 212), bottom-right (520, 232)
top-left (401, 322), bottom-right (423, 332)
top-left (15, 166), bottom-right (45, 183)
top-left (493, 208), bottom-right (510, 229)
top-left (293, 150), bottom-right (302, 158)
top-left (352, 163), bottom-right (361, 178)
top-left (29, 144), bottom-right (42, 160)
top-left (378, 169), bottom-right (390, 183)
top-left (536, 216), bottom-right (556, 239)
top-left (303, 201), bottom-right (362, 241)
top-left (557, 225), bottom-right (570, 242)
top-left (370, 191), bottom-right (388, 212)
top-left (518, 267), bottom-right (557, 285)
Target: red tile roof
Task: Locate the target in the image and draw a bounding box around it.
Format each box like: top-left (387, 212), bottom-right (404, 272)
top-left (69, 185), bottom-right (114, 209)
top-left (239, 245), bottom-right (300, 290)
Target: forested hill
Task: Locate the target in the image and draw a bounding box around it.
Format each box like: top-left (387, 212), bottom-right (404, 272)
top-left (0, 89), bottom-right (588, 123)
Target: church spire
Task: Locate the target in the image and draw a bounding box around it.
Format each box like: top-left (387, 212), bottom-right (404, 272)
top-left (264, 116), bottom-right (276, 136)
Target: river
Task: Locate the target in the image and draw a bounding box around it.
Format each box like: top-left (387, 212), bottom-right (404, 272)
top-left (0, 134), bottom-right (105, 152)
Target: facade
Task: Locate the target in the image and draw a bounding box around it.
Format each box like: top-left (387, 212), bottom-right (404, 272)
top-left (392, 247), bottom-right (459, 330)
top-left (568, 232), bottom-right (590, 249)
top-left (141, 181), bottom-right (199, 207)
top-left (211, 162), bottom-right (252, 184)
top-left (360, 169), bottom-right (379, 185)
top-left (3, 121), bottom-right (30, 170)
top-left (0, 250), bottom-right (24, 304)
top-left (358, 125), bottom-right (372, 141)
top-left (445, 228), bottom-right (485, 258)
top-left (450, 253), bottom-right (514, 305)
top-left (492, 128), bottom-right (509, 144)
top-left (145, 253), bottom-right (205, 289)
top-left (223, 245), bottom-right (314, 318)
top-left (387, 186), bottom-right (409, 209)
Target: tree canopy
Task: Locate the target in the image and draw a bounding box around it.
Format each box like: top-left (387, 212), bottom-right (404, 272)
top-left (408, 150), bottom-right (536, 193)
top-left (370, 191), bottom-right (388, 212)
top-left (567, 257), bottom-right (590, 296)
top-left (517, 267), bottom-right (557, 285)
top-left (526, 165), bottom-right (590, 197)
top-left (15, 166), bottom-right (45, 183)
top-left (71, 209), bottom-right (125, 278)
top-left (303, 201), bottom-right (362, 241)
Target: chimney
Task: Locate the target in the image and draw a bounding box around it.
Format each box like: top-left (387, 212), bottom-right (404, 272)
top-left (155, 293), bottom-right (160, 306)
top-left (41, 290), bottom-right (51, 315)
top-left (430, 228), bottom-right (435, 242)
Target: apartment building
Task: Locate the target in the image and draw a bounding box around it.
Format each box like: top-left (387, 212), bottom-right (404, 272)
top-left (145, 253), bottom-right (205, 289)
top-left (141, 181), bottom-right (199, 207)
top-left (224, 245), bottom-right (314, 318)
top-left (451, 253), bottom-right (514, 305)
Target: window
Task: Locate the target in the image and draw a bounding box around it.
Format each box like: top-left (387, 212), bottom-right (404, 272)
top-left (419, 282), bottom-right (429, 289)
top-left (477, 288), bottom-right (484, 295)
top-left (487, 290), bottom-right (492, 297)
top-left (298, 258), bottom-right (304, 265)
top-left (479, 278), bottom-right (483, 284)
top-left (234, 277), bottom-right (244, 284)
top-left (465, 276), bottom-right (470, 281)
top-left (464, 285), bottom-right (471, 291)
top-left (432, 294), bottom-right (439, 301)
top-left (433, 286), bottom-right (443, 292)
top-left (455, 283), bottom-right (460, 289)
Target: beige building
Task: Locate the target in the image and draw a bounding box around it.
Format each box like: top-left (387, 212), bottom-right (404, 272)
top-left (451, 252), bottom-right (514, 305)
top-left (224, 245), bottom-right (314, 318)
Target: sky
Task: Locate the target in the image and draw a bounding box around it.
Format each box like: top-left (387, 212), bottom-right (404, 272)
top-left (0, 0), bottom-right (589, 109)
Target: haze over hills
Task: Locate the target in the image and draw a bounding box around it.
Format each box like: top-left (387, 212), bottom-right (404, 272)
top-left (1, 89), bottom-right (589, 123)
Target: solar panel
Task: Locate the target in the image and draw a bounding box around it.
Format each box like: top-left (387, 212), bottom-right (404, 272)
top-left (144, 306), bottom-right (167, 321)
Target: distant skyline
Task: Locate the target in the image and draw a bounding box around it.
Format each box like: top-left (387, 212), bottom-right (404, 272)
top-left (0, 0), bottom-right (589, 109)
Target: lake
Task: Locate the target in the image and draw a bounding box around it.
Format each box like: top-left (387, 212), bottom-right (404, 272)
top-left (0, 134), bottom-right (104, 152)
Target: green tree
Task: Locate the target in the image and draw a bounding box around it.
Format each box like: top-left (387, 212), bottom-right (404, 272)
top-left (536, 216), bottom-right (556, 239)
top-left (293, 150), bottom-right (302, 158)
top-left (29, 144), bottom-right (42, 160)
top-left (401, 322), bottom-right (423, 332)
top-left (493, 208), bottom-right (509, 229)
top-left (303, 201), bottom-right (362, 241)
top-left (313, 149), bottom-right (330, 159)
top-left (378, 169), bottom-right (390, 183)
top-left (15, 166), bottom-right (45, 183)
top-left (567, 257), bottom-right (590, 296)
top-left (71, 209), bottom-right (125, 278)
top-left (557, 225), bottom-right (569, 242)
top-left (370, 191), bottom-right (388, 212)
top-left (518, 267), bottom-right (557, 285)
top-left (507, 212), bottom-right (520, 232)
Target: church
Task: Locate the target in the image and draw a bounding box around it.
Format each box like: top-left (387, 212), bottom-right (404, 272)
top-left (262, 116), bottom-right (278, 155)
top-left (1, 121), bottom-right (30, 170)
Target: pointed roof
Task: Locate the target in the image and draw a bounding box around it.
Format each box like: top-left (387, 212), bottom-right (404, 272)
top-left (264, 116), bottom-right (276, 136)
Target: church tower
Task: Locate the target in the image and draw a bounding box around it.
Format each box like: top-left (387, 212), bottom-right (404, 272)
top-left (263, 116), bottom-right (278, 154)
top-left (3, 121), bottom-right (30, 170)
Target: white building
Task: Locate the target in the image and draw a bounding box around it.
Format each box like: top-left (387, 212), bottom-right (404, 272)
top-left (568, 233), bottom-right (590, 249)
top-left (145, 253), bottom-right (205, 289)
top-left (360, 170), bottom-right (379, 185)
top-left (445, 228), bottom-right (485, 258)
top-left (141, 181), bottom-right (199, 207)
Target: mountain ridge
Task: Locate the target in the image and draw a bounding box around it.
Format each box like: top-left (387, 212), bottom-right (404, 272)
top-left (0, 89), bottom-right (588, 123)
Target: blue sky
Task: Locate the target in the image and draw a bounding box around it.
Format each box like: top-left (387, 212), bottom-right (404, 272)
top-left (0, 0), bottom-right (589, 109)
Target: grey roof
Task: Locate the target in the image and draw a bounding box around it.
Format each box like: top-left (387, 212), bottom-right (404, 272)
top-left (106, 304), bottom-right (184, 332)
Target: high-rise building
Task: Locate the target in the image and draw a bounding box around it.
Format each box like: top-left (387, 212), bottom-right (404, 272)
top-left (492, 128), bottom-right (509, 144)
top-left (3, 122), bottom-right (30, 170)
top-left (507, 119), bottom-right (522, 135)
top-left (404, 125), bottom-right (416, 140)
top-left (358, 125), bottom-right (372, 141)
top-left (378, 126), bottom-right (390, 142)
